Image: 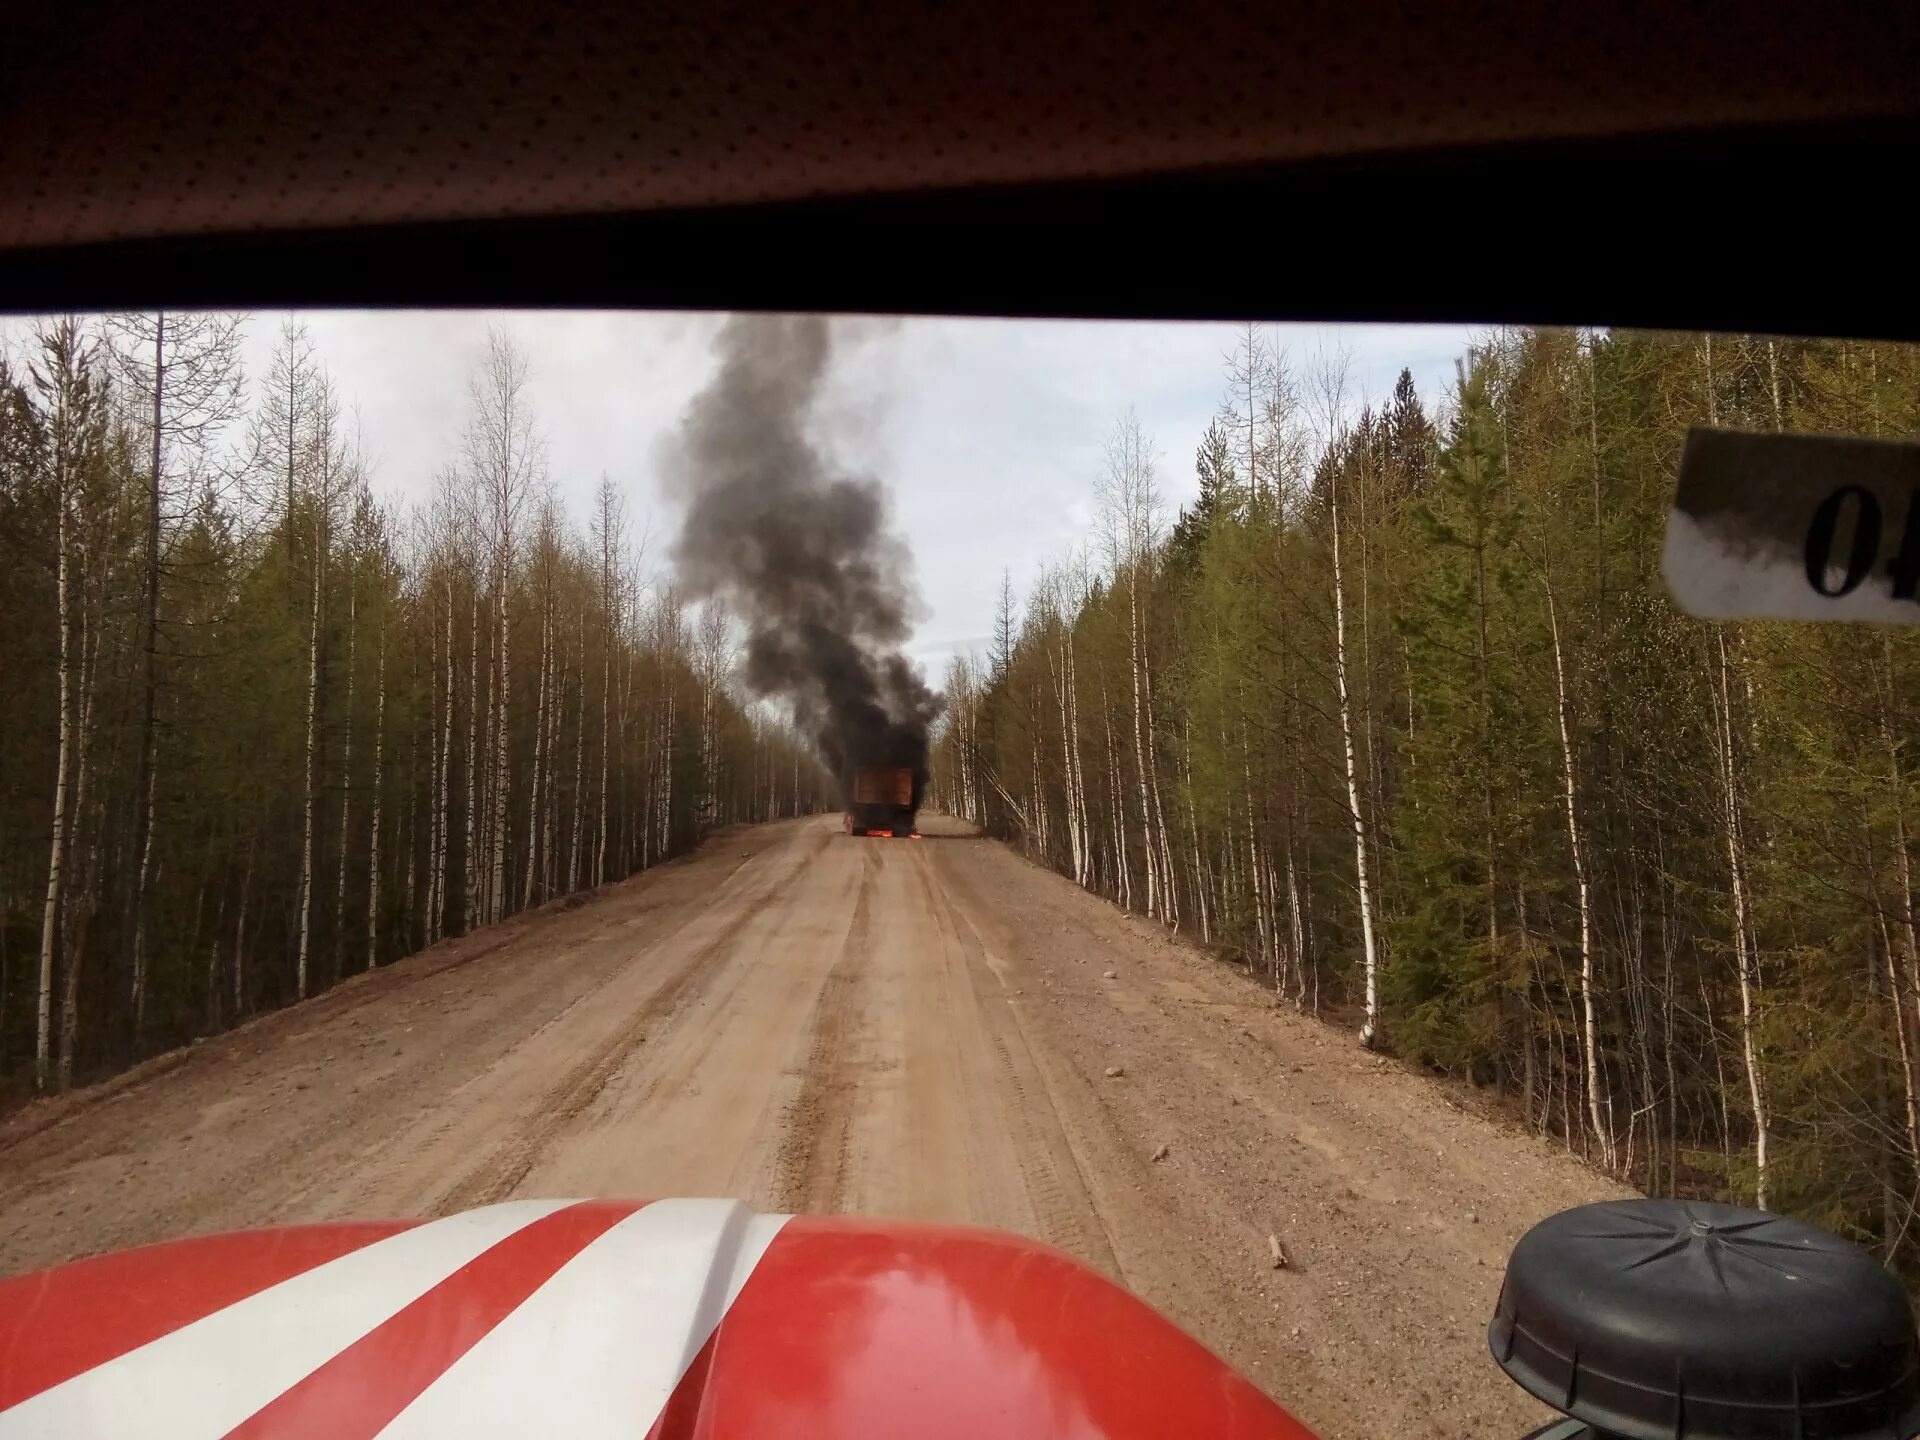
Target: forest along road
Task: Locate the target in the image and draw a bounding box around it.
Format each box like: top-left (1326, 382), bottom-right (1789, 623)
top-left (0, 814), bottom-right (1623, 1440)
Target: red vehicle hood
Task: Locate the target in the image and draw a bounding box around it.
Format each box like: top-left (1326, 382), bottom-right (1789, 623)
top-left (0, 1199), bottom-right (1315, 1439)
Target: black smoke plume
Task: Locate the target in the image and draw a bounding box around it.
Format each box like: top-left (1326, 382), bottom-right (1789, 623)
top-left (666, 315), bottom-right (941, 800)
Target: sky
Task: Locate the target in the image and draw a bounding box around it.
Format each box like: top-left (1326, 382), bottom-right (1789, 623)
top-left (16, 311), bottom-right (1479, 679)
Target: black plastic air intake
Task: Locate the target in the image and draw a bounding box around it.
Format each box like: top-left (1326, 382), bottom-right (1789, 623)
top-left (1490, 1199), bottom-right (1920, 1440)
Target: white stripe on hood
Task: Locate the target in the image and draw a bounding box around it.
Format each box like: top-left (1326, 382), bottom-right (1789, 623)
top-left (0, 1200), bottom-right (571, 1440)
top-left (377, 1199), bottom-right (789, 1439)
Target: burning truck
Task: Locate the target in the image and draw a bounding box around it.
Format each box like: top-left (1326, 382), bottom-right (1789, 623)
top-left (843, 763), bottom-right (921, 837)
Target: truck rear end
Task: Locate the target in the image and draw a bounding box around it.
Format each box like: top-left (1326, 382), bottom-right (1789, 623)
top-left (844, 766), bottom-right (918, 837)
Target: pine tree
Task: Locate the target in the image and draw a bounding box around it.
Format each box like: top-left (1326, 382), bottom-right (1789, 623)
top-left (1384, 352), bottom-right (1520, 1067)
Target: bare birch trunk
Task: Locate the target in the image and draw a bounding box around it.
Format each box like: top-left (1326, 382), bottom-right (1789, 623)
top-left (1331, 464), bottom-right (1382, 1046)
top-left (569, 610), bottom-right (587, 889)
top-left (1357, 437), bottom-right (1385, 901)
top-left (333, 580), bottom-right (357, 976)
top-left (1871, 853), bottom-right (1920, 1180)
top-left (1126, 573), bottom-right (1160, 919)
top-left (656, 673), bottom-right (672, 865)
top-left (545, 641), bottom-right (564, 895)
top-left (1142, 643), bottom-right (1177, 929)
top-left (596, 599), bottom-right (612, 887)
top-left (366, 626), bottom-right (386, 969)
top-left (429, 580), bottom-right (452, 942)
top-left (36, 435), bottom-right (74, 1093)
top-left (1767, 340), bottom-right (1784, 431)
top-left (700, 677), bottom-right (717, 830)
top-left (1237, 716), bottom-right (1269, 973)
top-left (478, 613), bottom-right (495, 919)
top-left (1545, 577), bottom-right (1613, 1168)
top-left (58, 610), bottom-right (102, 1091)
top-left (1103, 677), bottom-right (1131, 910)
top-left (1713, 629), bottom-right (1770, 1207)
top-left (1029, 728), bottom-right (1046, 857)
top-left (523, 590), bottom-right (550, 910)
top-left (489, 555), bottom-right (510, 922)
top-left (464, 577), bottom-right (481, 932)
top-left (1066, 632), bottom-right (1090, 886)
top-left (1288, 849), bottom-right (1308, 1008)
top-left (955, 698), bottom-right (975, 824)
top-left (129, 313), bottom-right (165, 1046)
top-left (405, 686), bottom-right (419, 947)
top-left (1048, 632), bottom-right (1084, 884)
top-left (295, 505), bottom-right (325, 1000)
top-left (1880, 636), bottom-right (1920, 1051)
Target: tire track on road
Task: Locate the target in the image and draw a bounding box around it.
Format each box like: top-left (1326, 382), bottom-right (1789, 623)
top-left (1, 832), bottom-right (804, 1225)
top-left (769, 843), bottom-right (878, 1212)
top-left (432, 840), bottom-right (816, 1212)
top-left (911, 847), bottom-right (1122, 1273)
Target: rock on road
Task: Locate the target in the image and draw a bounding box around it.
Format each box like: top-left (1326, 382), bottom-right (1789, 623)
top-left (0, 815), bottom-right (1622, 1439)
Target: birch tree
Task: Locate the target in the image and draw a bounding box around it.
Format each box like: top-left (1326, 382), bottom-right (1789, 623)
top-left (1097, 410), bottom-right (1171, 924)
top-left (367, 613), bottom-right (387, 970)
top-left (27, 319), bottom-right (107, 1090)
top-left (294, 375), bottom-right (348, 1000)
top-left (109, 311), bottom-right (244, 1045)
top-left (591, 476), bottom-right (624, 886)
top-left (1309, 350), bottom-right (1386, 1047)
top-left (462, 328), bottom-right (544, 924)
top-left (522, 499), bottom-right (560, 910)
top-left (1539, 562), bottom-right (1613, 1168)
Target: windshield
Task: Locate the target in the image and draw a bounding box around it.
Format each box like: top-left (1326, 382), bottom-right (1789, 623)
top-left (1, 314), bottom-right (1914, 1438)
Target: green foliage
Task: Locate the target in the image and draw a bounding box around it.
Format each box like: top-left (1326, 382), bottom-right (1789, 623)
top-left (935, 326), bottom-right (1920, 1269)
top-left (1387, 349), bottom-right (1530, 1069)
top-left (0, 317), bottom-right (831, 1097)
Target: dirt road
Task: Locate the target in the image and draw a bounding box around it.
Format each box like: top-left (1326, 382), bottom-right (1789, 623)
top-left (0, 815), bottom-right (1622, 1438)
